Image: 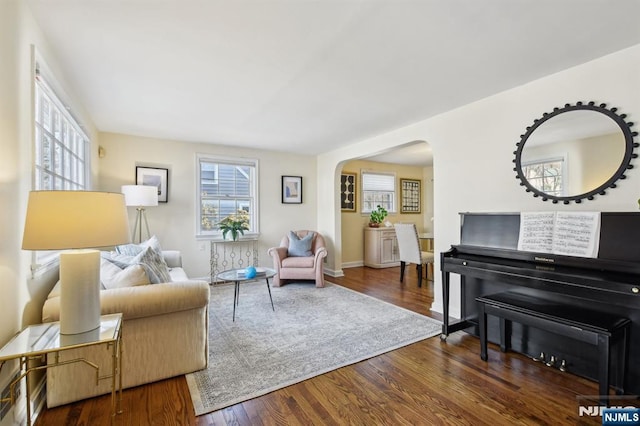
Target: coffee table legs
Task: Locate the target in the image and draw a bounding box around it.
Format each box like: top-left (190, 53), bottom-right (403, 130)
top-left (233, 278), bottom-right (275, 321)
top-left (266, 278), bottom-right (275, 311)
top-left (233, 280), bottom-right (240, 321)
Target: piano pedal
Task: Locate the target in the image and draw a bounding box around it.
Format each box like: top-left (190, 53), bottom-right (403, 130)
top-left (532, 351), bottom-right (546, 363)
top-left (559, 359), bottom-right (567, 372)
top-left (545, 355), bottom-right (557, 368)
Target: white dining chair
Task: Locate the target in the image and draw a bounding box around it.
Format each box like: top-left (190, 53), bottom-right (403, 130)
top-left (394, 223), bottom-right (435, 287)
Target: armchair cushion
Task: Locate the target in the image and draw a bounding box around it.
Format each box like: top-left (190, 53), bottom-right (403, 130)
top-left (282, 256), bottom-right (315, 268)
top-left (288, 231), bottom-right (315, 257)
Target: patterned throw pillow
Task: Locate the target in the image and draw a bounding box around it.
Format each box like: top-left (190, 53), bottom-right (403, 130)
top-left (131, 246), bottom-right (172, 284)
top-left (102, 246), bottom-right (172, 284)
top-left (288, 231), bottom-right (315, 257)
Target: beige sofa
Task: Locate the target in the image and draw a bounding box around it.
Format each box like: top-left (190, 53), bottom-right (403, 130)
top-left (41, 251), bottom-right (210, 407)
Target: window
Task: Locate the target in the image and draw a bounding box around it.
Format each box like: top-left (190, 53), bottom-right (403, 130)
top-left (197, 155), bottom-right (259, 237)
top-left (522, 158), bottom-right (564, 196)
top-left (32, 60), bottom-right (91, 269)
top-left (361, 171), bottom-right (395, 213)
top-left (34, 65), bottom-right (89, 191)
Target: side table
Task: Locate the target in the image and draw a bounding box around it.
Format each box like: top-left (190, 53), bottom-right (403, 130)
top-left (0, 313), bottom-right (123, 425)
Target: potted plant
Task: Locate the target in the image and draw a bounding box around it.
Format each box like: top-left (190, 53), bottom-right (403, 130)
top-left (369, 205), bottom-right (388, 228)
top-left (218, 209), bottom-right (250, 241)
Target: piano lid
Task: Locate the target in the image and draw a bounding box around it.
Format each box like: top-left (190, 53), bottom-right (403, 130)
top-left (458, 212), bottom-right (640, 268)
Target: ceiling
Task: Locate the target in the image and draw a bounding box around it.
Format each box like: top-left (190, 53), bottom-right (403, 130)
top-left (26, 0), bottom-right (640, 165)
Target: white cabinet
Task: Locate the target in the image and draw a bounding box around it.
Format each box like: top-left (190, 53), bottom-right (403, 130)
top-left (364, 227), bottom-right (399, 268)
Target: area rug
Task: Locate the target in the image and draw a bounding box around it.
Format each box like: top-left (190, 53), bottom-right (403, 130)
top-left (186, 281), bottom-right (441, 416)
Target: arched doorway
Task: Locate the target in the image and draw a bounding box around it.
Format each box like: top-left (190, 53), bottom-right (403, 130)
top-left (337, 141), bottom-right (433, 271)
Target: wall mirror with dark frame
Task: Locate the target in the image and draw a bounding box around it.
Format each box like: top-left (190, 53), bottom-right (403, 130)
top-left (514, 102), bottom-right (638, 204)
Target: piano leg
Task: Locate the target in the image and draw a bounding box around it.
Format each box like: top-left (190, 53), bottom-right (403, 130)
top-left (441, 267), bottom-right (450, 340)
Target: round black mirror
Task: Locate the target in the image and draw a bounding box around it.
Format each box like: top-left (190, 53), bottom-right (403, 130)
top-left (514, 102), bottom-right (638, 204)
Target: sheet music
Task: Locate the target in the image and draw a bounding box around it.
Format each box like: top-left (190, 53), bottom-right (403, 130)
top-left (517, 212), bottom-right (601, 258)
top-left (517, 212), bottom-right (555, 252)
top-left (551, 212), bottom-right (600, 258)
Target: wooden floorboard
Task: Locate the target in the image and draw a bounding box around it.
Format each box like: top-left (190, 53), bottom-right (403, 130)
top-left (35, 266), bottom-right (601, 425)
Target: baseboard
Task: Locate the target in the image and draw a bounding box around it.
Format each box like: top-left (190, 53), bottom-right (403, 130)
top-left (323, 267), bottom-right (344, 278)
top-left (341, 261), bottom-right (364, 269)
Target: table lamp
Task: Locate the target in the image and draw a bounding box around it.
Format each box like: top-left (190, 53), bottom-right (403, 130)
top-left (22, 191), bottom-right (130, 335)
top-left (121, 185), bottom-right (158, 243)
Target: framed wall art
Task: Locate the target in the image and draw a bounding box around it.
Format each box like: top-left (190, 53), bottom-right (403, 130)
top-left (400, 178), bottom-right (421, 213)
top-left (136, 166), bottom-right (169, 203)
top-left (281, 175), bottom-right (303, 204)
top-left (340, 173), bottom-right (357, 211)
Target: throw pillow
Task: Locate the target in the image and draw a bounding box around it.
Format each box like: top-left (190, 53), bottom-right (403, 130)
top-left (131, 246), bottom-right (172, 284)
top-left (101, 257), bottom-right (125, 281)
top-left (115, 235), bottom-right (163, 257)
top-left (288, 231), bottom-right (315, 257)
top-left (102, 264), bottom-right (150, 289)
top-left (103, 246), bottom-right (172, 284)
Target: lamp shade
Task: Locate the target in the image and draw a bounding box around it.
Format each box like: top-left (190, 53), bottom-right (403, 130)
top-left (121, 185), bottom-right (158, 207)
top-left (22, 191), bottom-right (131, 250)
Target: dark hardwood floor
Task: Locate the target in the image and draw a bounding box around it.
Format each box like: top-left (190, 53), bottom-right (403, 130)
top-left (36, 266), bottom-right (600, 425)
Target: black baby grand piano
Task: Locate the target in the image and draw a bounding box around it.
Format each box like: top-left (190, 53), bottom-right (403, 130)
top-left (441, 212), bottom-right (640, 394)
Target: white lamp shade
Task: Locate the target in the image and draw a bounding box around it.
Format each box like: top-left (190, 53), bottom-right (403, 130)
top-left (22, 191), bottom-right (131, 250)
top-left (121, 185), bottom-right (159, 207)
top-left (22, 190), bottom-right (130, 335)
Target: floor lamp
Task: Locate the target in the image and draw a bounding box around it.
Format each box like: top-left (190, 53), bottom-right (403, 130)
top-left (121, 185), bottom-right (158, 243)
top-left (22, 191), bottom-right (130, 335)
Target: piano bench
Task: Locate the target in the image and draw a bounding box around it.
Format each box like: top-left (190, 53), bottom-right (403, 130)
top-left (476, 291), bottom-right (631, 397)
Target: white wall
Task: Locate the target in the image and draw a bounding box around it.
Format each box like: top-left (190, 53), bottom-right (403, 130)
top-left (0, 0), bottom-right (98, 345)
top-left (320, 43), bottom-right (640, 317)
top-left (98, 132), bottom-right (318, 279)
top-left (0, 1), bottom-right (99, 421)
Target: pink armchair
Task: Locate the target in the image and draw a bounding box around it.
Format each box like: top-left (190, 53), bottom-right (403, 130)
top-left (268, 230), bottom-right (328, 287)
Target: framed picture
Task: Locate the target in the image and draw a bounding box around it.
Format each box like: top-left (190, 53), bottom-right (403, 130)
top-left (136, 166), bottom-right (169, 203)
top-left (281, 176), bottom-right (303, 204)
top-left (340, 173), bottom-right (357, 211)
top-left (400, 178), bottom-right (421, 213)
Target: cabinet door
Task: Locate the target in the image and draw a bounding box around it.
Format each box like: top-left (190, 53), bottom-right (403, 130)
top-left (380, 232), bottom-right (396, 263)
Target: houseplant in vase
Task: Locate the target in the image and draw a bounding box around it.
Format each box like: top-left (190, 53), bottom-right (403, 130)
top-left (369, 205), bottom-right (388, 228)
top-left (218, 209), bottom-right (250, 241)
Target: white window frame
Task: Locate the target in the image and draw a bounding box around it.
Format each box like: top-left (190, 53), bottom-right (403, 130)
top-left (196, 153), bottom-right (259, 239)
top-left (522, 156), bottom-right (566, 197)
top-left (361, 170), bottom-right (396, 214)
top-left (31, 53), bottom-right (91, 270)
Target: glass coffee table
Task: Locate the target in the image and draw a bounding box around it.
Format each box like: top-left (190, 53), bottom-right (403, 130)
top-left (217, 267), bottom-right (277, 321)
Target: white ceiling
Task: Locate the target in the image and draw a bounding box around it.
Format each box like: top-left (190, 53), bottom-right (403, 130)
top-left (26, 0), bottom-right (640, 165)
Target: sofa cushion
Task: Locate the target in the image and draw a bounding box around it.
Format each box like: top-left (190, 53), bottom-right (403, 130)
top-left (288, 231), bottom-right (315, 257)
top-left (169, 267), bottom-right (189, 281)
